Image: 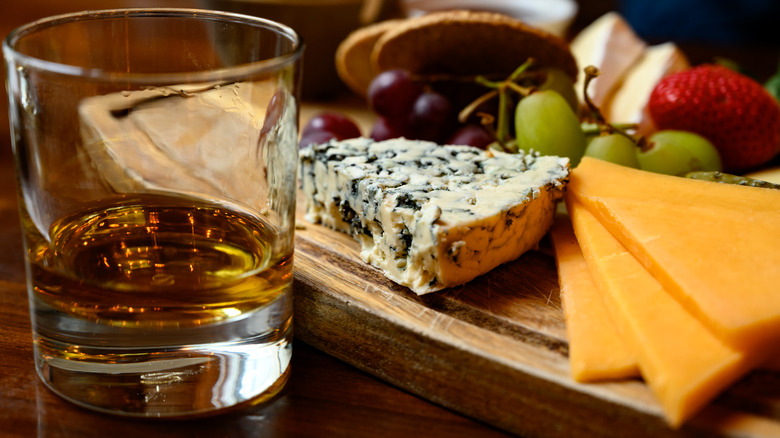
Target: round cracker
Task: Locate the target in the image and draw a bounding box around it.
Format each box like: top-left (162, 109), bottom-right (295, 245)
top-left (371, 10), bottom-right (577, 82)
top-left (335, 19), bottom-right (403, 97)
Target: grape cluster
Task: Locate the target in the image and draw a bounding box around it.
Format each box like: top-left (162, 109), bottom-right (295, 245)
top-left (580, 121), bottom-right (722, 175)
top-left (578, 66), bottom-right (723, 176)
top-left (367, 69), bottom-right (492, 148)
top-left (301, 65), bottom-right (578, 153)
top-left (299, 64), bottom-right (724, 179)
top-left (579, 123), bottom-right (724, 175)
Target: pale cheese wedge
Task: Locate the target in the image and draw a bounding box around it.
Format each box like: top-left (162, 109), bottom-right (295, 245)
top-left (568, 157), bottom-right (780, 350)
top-left (604, 42), bottom-right (689, 128)
top-left (566, 197), bottom-right (759, 428)
top-left (570, 12), bottom-right (646, 108)
top-left (550, 215), bottom-right (638, 382)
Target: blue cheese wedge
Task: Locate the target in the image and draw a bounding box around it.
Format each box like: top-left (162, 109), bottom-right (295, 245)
top-left (299, 137), bottom-right (569, 294)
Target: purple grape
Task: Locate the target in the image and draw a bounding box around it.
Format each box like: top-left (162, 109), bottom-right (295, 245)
top-left (370, 117), bottom-right (408, 141)
top-left (408, 91), bottom-right (454, 142)
top-left (368, 69), bottom-right (422, 118)
top-left (299, 129), bottom-right (337, 149)
top-left (302, 112), bottom-right (361, 140)
top-left (447, 124), bottom-right (493, 149)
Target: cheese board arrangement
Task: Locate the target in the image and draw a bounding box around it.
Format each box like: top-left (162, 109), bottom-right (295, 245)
top-left (292, 8), bottom-right (780, 437)
top-left (292, 160), bottom-right (780, 437)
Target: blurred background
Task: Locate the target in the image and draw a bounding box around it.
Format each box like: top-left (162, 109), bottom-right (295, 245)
top-left (3, 0), bottom-right (779, 162)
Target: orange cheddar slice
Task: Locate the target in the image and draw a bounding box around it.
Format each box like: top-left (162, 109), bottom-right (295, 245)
top-left (549, 216), bottom-right (638, 382)
top-left (566, 197), bottom-right (758, 427)
top-left (568, 157), bottom-right (780, 350)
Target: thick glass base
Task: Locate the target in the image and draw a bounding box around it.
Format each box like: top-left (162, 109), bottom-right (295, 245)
top-left (34, 329), bottom-right (292, 418)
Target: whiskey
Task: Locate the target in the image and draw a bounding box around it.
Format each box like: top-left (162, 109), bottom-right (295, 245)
top-left (23, 192), bottom-right (294, 416)
top-left (26, 192), bottom-right (292, 328)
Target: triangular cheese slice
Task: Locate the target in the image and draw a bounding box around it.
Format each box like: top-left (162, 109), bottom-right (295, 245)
top-left (568, 157), bottom-right (780, 350)
top-left (566, 197), bottom-right (759, 427)
top-left (604, 42), bottom-right (688, 128)
top-left (549, 215), bottom-right (638, 382)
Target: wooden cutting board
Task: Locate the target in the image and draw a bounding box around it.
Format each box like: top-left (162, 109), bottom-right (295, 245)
top-left (294, 99), bottom-right (780, 437)
top-left (291, 198), bottom-right (780, 437)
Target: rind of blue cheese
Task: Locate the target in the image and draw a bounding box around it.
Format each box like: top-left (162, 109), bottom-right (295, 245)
top-left (299, 137), bottom-right (570, 295)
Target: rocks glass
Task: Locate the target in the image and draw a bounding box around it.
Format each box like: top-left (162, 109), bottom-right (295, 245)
top-left (3, 8), bottom-right (302, 417)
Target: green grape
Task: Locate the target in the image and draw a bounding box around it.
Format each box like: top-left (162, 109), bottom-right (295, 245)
top-left (584, 134), bottom-right (641, 168)
top-left (514, 90), bottom-right (586, 166)
top-left (636, 130), bottom-right (722, 176)
top-left (538, 68), bottom-right (579, 114)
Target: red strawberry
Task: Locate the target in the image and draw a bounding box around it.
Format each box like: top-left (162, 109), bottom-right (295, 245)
top-left (647, 64), bottom-right (780, 172)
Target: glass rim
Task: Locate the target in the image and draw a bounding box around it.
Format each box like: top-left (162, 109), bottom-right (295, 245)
top-left (2, 8), bottom-right (305, 84)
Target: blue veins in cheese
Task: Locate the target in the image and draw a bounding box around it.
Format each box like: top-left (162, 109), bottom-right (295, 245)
top-left (299, 137), bottom-right (570, 294)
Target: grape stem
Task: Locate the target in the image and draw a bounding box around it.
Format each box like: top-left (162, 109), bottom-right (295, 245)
top-left (582, 65), bottom-right (642, 145)
top-left (582, 66), bottom-right (607, 127)
top-left (458, 89), bottom-right (498, 123)
top-left (461, 59), bottom-right (537, 152)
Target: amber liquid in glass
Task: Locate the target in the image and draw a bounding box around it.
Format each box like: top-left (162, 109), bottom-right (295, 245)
top-left (24, 193), bottom-right (293, 417)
